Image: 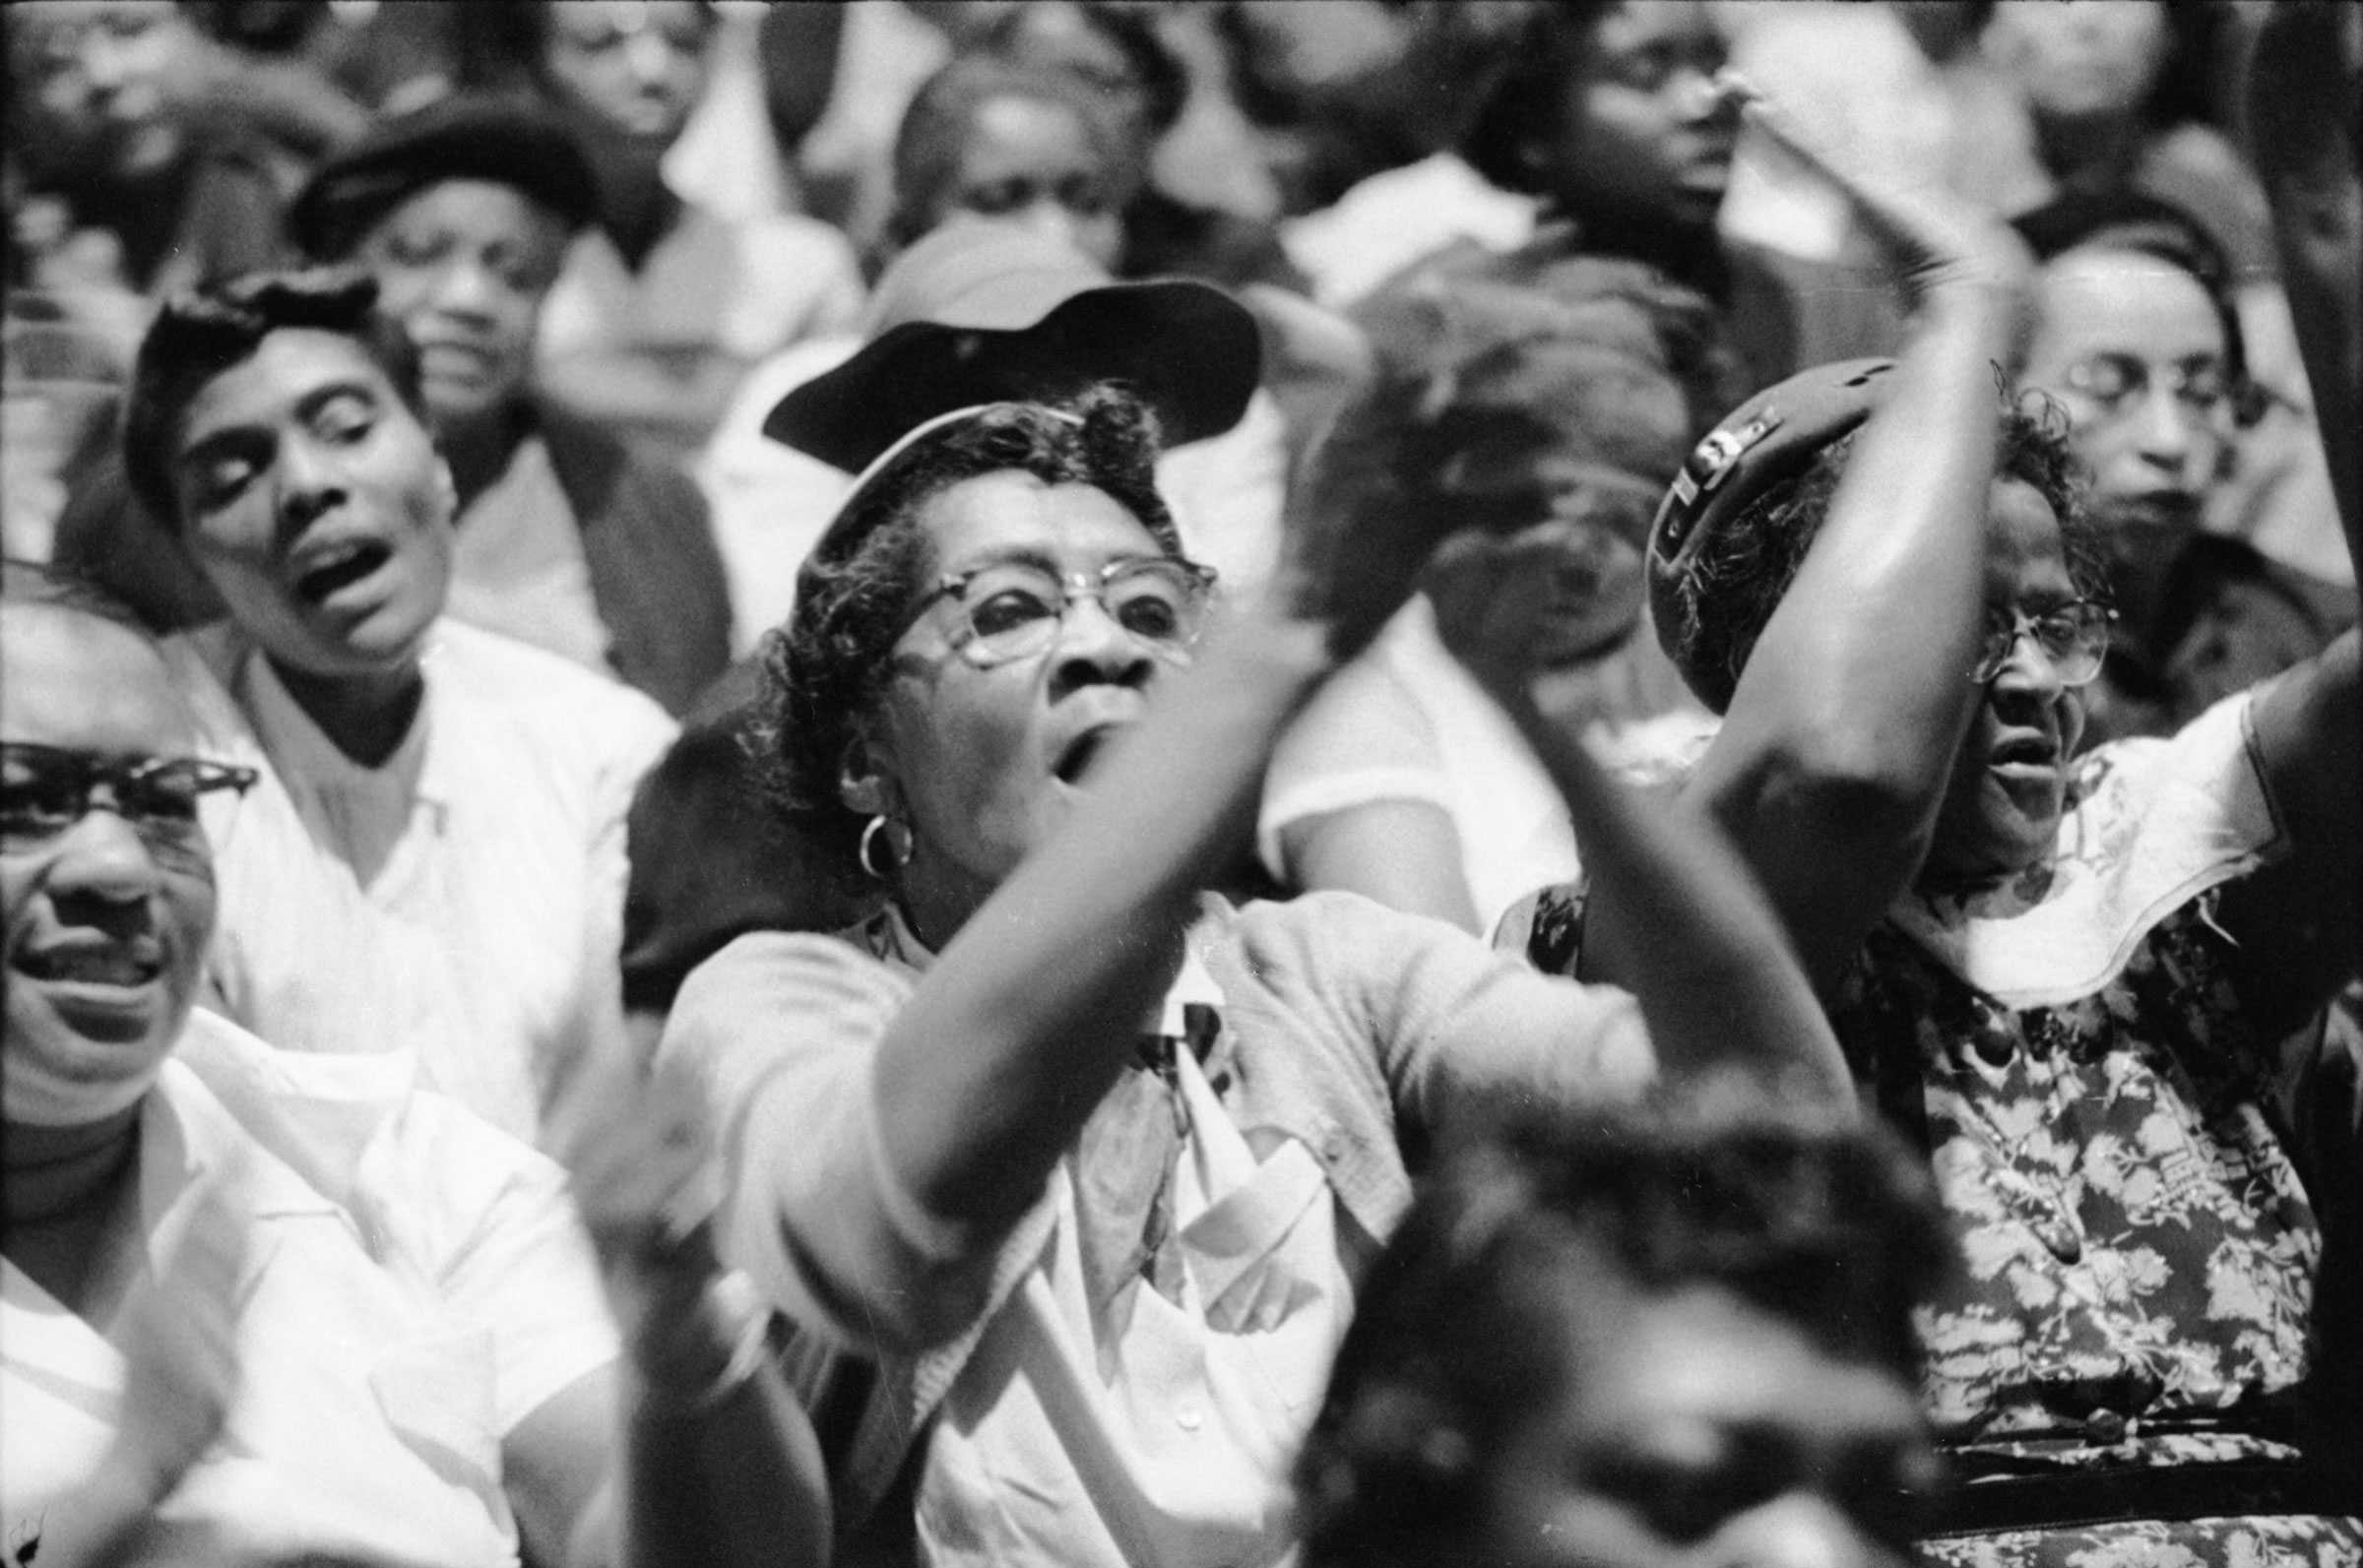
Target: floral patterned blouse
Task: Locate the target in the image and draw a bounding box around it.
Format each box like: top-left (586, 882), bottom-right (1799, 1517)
top-left (1503, 693), bottom-right (2361, 1566)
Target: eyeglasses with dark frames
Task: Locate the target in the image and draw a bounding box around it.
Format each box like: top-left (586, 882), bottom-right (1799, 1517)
top-left (1, 742), bottom-right (257, 853)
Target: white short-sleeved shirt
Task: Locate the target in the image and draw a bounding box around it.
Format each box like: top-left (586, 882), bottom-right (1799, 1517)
top-left (0, 1010), bottom-right (616, 1565)
top-left (167, 619), bottom-right (677, 1141)
top-left (1260, 597), bottom-right (1715, 931)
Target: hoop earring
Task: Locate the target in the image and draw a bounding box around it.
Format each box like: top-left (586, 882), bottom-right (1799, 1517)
top-left (858, 814), bottom-right (914, 881)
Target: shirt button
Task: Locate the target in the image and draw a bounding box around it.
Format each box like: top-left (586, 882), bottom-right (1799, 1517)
top-left (1177, 1406), bottom-right (1204, 1431)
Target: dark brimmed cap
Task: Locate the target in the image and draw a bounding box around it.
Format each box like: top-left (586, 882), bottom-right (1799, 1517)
top-left (289, 93), bottom-right (599, 261)
top-left (762, 222), bottom-right (1261, 472)
top-left (1648, 357), bottom-right (1898, 709)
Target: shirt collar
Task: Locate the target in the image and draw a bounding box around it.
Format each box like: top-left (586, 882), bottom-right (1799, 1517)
top-left (241, 632), bottom-right (448, 810)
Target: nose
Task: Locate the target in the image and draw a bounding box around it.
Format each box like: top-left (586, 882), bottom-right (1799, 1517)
top-left (2126, 382), bottom-right (2202, 471)
top-left (1009, 198), bottom-right (1090, 252)
top-left (623, 30), bottom-right (677, 90)
top-left (428, 255), bottom-right (501, 319)
top-left (1714, 1493), bottom-right (1888, 1568)
top-left (275, 432), bottom-right (349, 534)
top-left (1047, 594), bottom-right (1156, 698)
top-left (45, 806), bottom-right (165, 909)
top-left (78, 34), bottom-right (129, 95)
top-left (1987, 627), bottom-right (2072, 716)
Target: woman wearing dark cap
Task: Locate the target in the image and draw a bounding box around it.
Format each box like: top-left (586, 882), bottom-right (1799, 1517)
top-left (656, 271), bottom-right (1853, 1561)
top-left (1507, 69), bottom-right (2362, 1563)
top-left (289, 91), bottom-right (733, 716)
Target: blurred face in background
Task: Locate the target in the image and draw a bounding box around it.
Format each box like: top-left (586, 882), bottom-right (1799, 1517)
top-left (2020, 245), bottom-right (2233, 598)
top-left (1422, 342), bottom-right (1693, 675)
top-left (1479, 1248), bottom-right (1934, 1568)
top-left (9, 0), bottom-right (203, 180)
top-left (1985, 0), bottom-right (2170, 129)
top-left (539, 0), bottom-right (714, 156)
top-left (1522, 0), bottom-right (1738, 239)
top-left (907, 90), bottom-right (1132, 272)
top-left (990, 1), bottom-right (1164, 150)
top-left (353, 179), bottom-right (572, 432)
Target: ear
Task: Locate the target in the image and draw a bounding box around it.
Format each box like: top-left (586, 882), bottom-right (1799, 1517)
top-left (836, 723), bottom-right (896, 818)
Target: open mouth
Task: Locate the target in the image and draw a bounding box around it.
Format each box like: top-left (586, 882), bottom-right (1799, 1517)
top-left (291, 538), bottom-right (394, 605)
top-left (18, 944), bottom-right (163, 987)
top-left (1054, 726), bottom-right (1117, 785)
top-left (1988, 733), bottom-right (2058, 771)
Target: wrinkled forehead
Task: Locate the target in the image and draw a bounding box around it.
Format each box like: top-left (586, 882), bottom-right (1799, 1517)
top-left (0, 604), bottom-right (194, 754)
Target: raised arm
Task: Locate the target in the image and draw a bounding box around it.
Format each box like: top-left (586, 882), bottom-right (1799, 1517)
top-left (524, 1041), bottom-right (831, 1568)
top-left (2216, 5), bottom-right (2362, 1022)
top-left (861, 380), bottom-right (1438, 1262)
top-left (1654, 97), bottom-right (2031, 994)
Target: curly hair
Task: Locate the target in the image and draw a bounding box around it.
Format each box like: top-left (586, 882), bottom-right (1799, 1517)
top-left (1669, 389), bottom-right (2104, 716)
top-left (754, 385), bottom-right (1180, 894)
top-left (1296, 1098), bottom-right (1951, 1568)
top-left (123, 266), bottom-right (423, 532)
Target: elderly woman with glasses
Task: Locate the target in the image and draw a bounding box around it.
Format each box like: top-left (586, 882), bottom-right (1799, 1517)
top-left (1505, 74), bottom-right (2363, 1563)
top-left (657, 272), bottom-right (1852, 1564)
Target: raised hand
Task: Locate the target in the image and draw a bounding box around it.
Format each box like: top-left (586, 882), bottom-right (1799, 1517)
top-left (1728, 72), bottom-right (2031, 305)
top-left (534, 1032), bottom-right (749, 1393)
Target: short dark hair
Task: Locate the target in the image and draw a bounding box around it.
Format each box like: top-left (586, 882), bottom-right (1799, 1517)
top-left (886, 58), bottom-right (1134, 255)
top-left (122, 266), bottom-right (423, 530)
top-left (1461, 1), bottom-right (1611, 196)
top-left (1667, 391), bottom-right (2104, 716)
top-left (1296, 1099), bottom-right (1951, 1568)
top-left (754, 385), bottom-right (1180, 893)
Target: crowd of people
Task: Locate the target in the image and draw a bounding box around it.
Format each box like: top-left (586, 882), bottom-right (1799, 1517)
top-left (2, 2), bottom-right (2357, 1565)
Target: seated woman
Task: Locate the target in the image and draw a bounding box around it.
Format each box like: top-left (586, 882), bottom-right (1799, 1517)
top-left (2010, 189), bottom-right (2353, 746)
top-left (286, 92), bottom-right (735, 716)
top-left (1260, 275), bottom-right (1718, 932)
top-left (1297, 1099), bottom-right (1952, 1568)
top-left (525, 0), bottom-right (864, 461)
top-left (119, 267), bottom-right (677, 1142)
top-left (0, 564), bottom-right (824, 1567)
top-left (1506, 81), bottom-right (2362, 1560)
top-left (659, 291), bottom-right (1855, 1561)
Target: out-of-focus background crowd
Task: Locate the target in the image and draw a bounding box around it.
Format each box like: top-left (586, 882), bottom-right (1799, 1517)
top-left (6, 0), bottom-right (2349, 639)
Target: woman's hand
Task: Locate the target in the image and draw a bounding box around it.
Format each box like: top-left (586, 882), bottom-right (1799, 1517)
top-left (536, 1035), bottom-right (748, 1394)
top-left (1729, 74), bottom-right (2032, 308)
